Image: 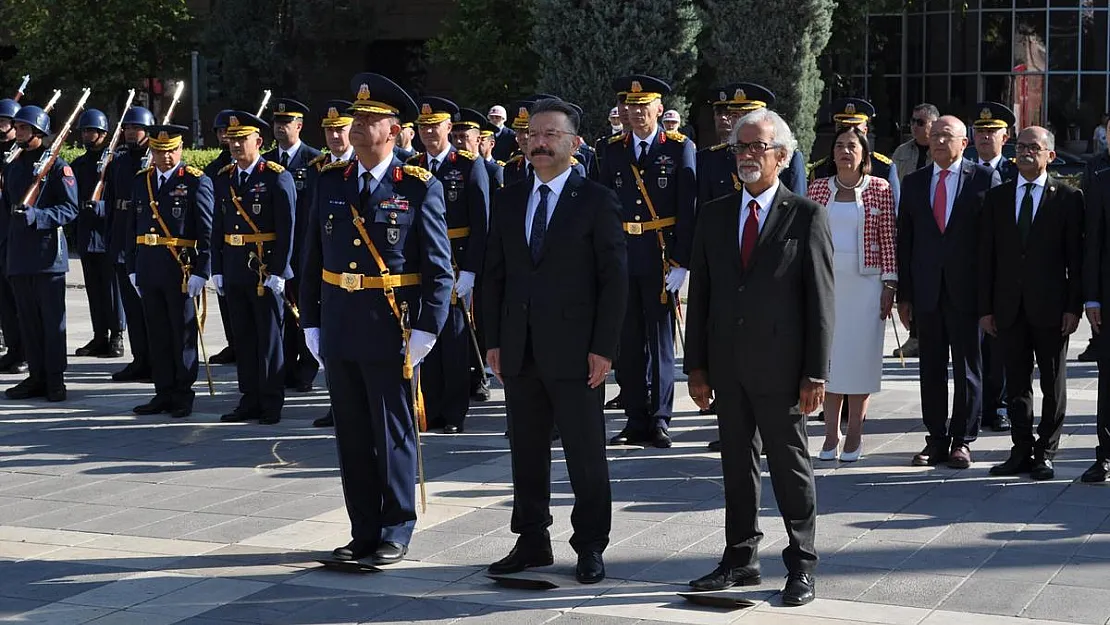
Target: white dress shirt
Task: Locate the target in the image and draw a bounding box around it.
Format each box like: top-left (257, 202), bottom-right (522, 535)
top-left (1014, 170), bottom-right (1048, 222)
top-left (278, 141), bottom-right (302, 165)
top-left (525, 166), bottom-right (573, 244)
top-left (980, 154), bottom-right (1004, 171)
top-left (155, 163), bottom-right (181, 190)
top-left (631, 125), bottom-right (658, 161)
top-left (357, 156), bottom-right (394, 196)
top-left (426, 145), bottom-right (453, 172)
top-left (236, 157), bottom-right (261, 181)
top-left (738, 180), bottom-right (780, 249)
top-left (928, 161), bottom-right (962, 226)
top-left (328, 147), bottom-right (354, 164)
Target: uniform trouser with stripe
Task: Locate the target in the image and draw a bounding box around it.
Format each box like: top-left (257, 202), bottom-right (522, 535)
top-left (422, 303), bottom-right (469, 428)
top-left (226, 284), bottom-right (285, 417)
top-left (80, 252), bottom-right (123, 339)
top-left (9, 273), bottom-right (66, 388)
top-left (618, 274), bottom-right (675, 431)
top-left (282, 276), bottom-right (319, 387)
top-left (141, 283), bottom-right (198, 408)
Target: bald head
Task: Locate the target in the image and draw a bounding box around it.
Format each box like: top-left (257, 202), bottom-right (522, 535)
top-left (929, 115), bottom-right (969, 167)
top-left (1015, 126), bottom-right (1056, 180)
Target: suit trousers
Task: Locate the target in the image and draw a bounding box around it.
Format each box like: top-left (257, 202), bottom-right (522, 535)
top-left (505, 335), bottom-right (611, 554)
top-left (999, 311), bottom-right (1068, 458)
top-left (916, 290), bottom-right (983, 447)
top-left (328, 358), bottom-right (417, 546)
top-left (282, 276), bottom-right (319, 387)
top-left (115, 263), bottom-right (149, 367)
top-left (226, 284), bottom-right (285, 417)
top-left (217, 293), bottom-right (236, 353)
top-left (141, 284), bottom-right (198, 408)
top-left (716, 379), bottom-right (817, 574)
top-left (423, 303), bottom-right (470, 428)
top-left (981, 333), bottom-right (1007, 420)
top-left (0, 268), bottom-right (24, 362)
top-left (80, 253), bottom-right (123, 338)
top-left (618, 274), bottom-right (675, 430)
top-left (10, 273), bottom-right (67, 387)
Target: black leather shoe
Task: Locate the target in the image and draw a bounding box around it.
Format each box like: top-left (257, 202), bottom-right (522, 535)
top-left (488, 544), bottom-right (554, 575)
top-left (220, 409), bottom-right (255, 423)
top-left (259, 415), bottom-right (281, 426)
top-left (1078, 344), bottom-right (1098, 362)
top-left (0, 358), bottom-right (28, 374)
top-left (371, 541), bottom-right (407, 566)
top-left (443, 424), bottom-right (462, 434)
top-left (295, 383), bottom-right (313, 393)
top-left (689, 563), bottom-right (762, 591)
top-left (707, 440), bottom-right (721, 452)
top-left (5, 379), bottom-right (46, 400)
top-left (782, 572), bottom-right (815, 606)
top-left (652, 428), bottom-right (672, 449)
top-left (46, 386), bottom-right (67, 402)
top-left (134, 398), bottom-right (172, 415)
top-left (313, 411), bottom-right (334, 428)
top-left (104, 334), bottom-right (125, 358)
top-left (603, 394), bottom-right (622, 410)
top-left (989, 449), bottom-right (1032, 476)
top-left (990, 414), bottom-right (1012, 432)
top-left (1081, 459), bottom-right (1110, 483)
top-left (112, 362), bottom-right (151, 382)
top-left (209, 347), bottom-right (235, 365)
top-left (170, 405), bottom-right (192, 419)
top-left (1030, 458), bottom-right (1055, 481)
top-left (698, 400), bottom-right (717, 416)
top-left (471, 383), bottom-right (490, 402)
top-left (575, 551), bottom-right (605, 584)
top-left (332, 540), bottom-right (376, 561)
top-left (76, 337), bottom-right (108, 357)
top-left (609, 427), bottom-right (647, 446)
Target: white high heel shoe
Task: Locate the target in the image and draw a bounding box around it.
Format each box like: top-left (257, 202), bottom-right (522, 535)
top-left (818, 443), bottom-right (839, 461)
top-left (839, 443), bottom-right (863, 462)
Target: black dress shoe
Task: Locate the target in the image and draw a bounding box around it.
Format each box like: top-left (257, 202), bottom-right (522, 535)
top-left (170, 405), bottom-right (192, 419)
top-left (652, 428), bottom-right (672, 449)
top-left (443, 424), bottom-right (462, 434)
top-left (989, 449), bottom-right (1032, 476)
top-left (689, 563), bottom-right (762, 591)
top-left (1078, 344), bottom-right (1098, 362)
top-left (1030, 458), bottom-right (1055, 481)
top-left (295, 383), bottom-right (313, 393)
top-left (5, 379), bottom-right (46, 400)
top-left (220, 409), bottom-right (255, 423)
top-left (332, 540), bottom-right (376, 561)
top-left (990, 414), bottom-right (1012, 432)
top-left (1081, 459), bottom-right (1110, 483)
top-left (313, 412), bottom-right (334, 428)
top-left (46, 386), bottom-right (67, 402)
top-left (133, 398), bottom-right (172, 415)
top-left (698, 400), bottom-right (717, 416)
top-left (209, 347), bottom-right (235, 365)
top-left (259, 414), bottom-right (281, 425)
top-left (603, 394), bottom-right (622, 410)
top-left (782, 572), bottom-right (815, 606)
top-left (75, 337), bottom-right (108, 357)
top-left (104, 334), bottom-right (125, 358)
top-left (575, 551), bottom-right (605, 584)
top-left (112, 362), bottom-right (151, 382)
top-left (371, 541), bottom-right (407, 565)
top-left (488, 544), bottom-right (554, 574)
top-left (707, 440), bottom-right (721, 452)
top-left (609, 427), bottom-right (647, 446)
top-left (0, 358), bottom-right (28, 374)
top-left (471, 383), bottom-right (490, 402)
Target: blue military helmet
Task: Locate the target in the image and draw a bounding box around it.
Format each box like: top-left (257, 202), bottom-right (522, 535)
top-left (121, 105), bottom-right (155, 127)
top-left (0, 98), bottom-right (20, 120)
top-left (13, 105), bottom-right (50, 135)
top-left (78, 109), bottom-right (110, 132)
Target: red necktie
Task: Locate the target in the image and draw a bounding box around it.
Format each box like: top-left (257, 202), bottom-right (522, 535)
top-left (933, 169), bottom-right (950, 233)
top-left (741, 199), bottom-right (760, 269)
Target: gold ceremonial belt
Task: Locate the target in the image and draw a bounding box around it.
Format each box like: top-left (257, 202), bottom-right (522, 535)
top-left (136, 234), bottom-right (197, 247)
top-left (622, 216), bottom-right (677, 235)
top-left (224, 233), bottom-right (278, 246)
top-left (447, 227), bottom-right (472, 239)
top-left (322, 269), bottom-right (421, 293)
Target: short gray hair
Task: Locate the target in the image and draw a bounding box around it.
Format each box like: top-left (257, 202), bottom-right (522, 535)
top-left (1020, 125), bottom-right (1056, 151)
top-left (730, 108), bottom-right (798, 170)
top-left (913, 103), bottom-right (940, 119)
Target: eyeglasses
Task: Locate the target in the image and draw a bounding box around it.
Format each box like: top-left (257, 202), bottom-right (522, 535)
top-left (1015, 142), bottom-right (1048, 154)
top-left (928, 132), bottom-right (965, 142)
top-left (529, 129), bottom-right (577, 142)
top-left (729, 141), bottom-right (780, 156)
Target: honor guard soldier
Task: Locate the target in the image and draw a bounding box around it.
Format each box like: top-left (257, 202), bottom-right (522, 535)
top-left (205, 109), bottom-right (238, 366)
top-left (600, 75), bottom-right (696, 448)
top-left (72, 109), bottom-right (125, 358)
top-left (1, 105), bottom-right (79, 401)
top-left (0, 98), bottom-right (26, 374)
top-left (487, 104), bottom-right (517, 162)
top-left (453, 108), bottom-right (504, 189)
top-left (0, 98), bottom-right (18, 155)
top-left (407, 96), bottom-right (490, 433)
top-left (300, 73), bottom-right (452, 566)
top-left (809, 98), bottom-right (900, 202)
top-left (263, 98), bottom-right (323, 393)
top-left (697, 83), bottom-right (807, 208)
top-left (127, 125), bottom-right (214, 418)
top-left (212, 112), bottom-right (297, 425)
top-left (475, 116), bottom-right (506, 188)
top-left (972, 102), bottom-right (1019, 183)
top-left (107, 105), bottom-right (157, 382)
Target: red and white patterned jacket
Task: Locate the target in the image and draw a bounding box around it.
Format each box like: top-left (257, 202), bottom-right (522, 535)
top-left (807, 175), bottom-right (898, 281)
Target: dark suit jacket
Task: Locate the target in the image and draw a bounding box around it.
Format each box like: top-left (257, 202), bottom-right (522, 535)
top-left (979, 176), bottom-right (1084, 329)
top-left (684, 186), bottom-right (834, 395)
top-left (1084, 169), bottom-right (1110, 308)
top-left (492, 127), bottom-right (517, 163)
top-left (897, 160), bottom-right (997, 315)
top-left (483, 170), bottom-right (628, 380)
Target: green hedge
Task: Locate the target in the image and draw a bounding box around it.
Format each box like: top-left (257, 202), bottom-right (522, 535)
top-left (57, 146), bottom-right (224, 171)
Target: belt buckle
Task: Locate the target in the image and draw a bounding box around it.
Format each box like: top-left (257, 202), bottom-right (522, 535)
top-left (228, 234), bottom-right (244, 246)
top-left (143, 233), bottom-right (159, 245)
top-left (340, 272), bottom-right (363, 292)
top-left (626, 223), bottom-right (643, 235)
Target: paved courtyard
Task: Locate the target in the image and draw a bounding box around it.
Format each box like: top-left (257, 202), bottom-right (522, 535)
top-left (2, 272), bottom-right (1110, 624)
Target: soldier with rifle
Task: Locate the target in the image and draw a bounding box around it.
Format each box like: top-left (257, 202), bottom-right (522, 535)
top-left (0, 95), bottom-right (25, 372)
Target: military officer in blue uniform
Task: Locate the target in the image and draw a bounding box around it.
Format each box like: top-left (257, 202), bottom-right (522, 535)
top-left (72, 109), bottom-right (125, 359)
top-left (204, 109), bottom-right (238, 366)
top-left (809, 98), bottom-right (900, 203)
top-left (394, 122), bottom-right (417, 162)
top-left (126, 125), bottom-right (214, 418)
top-left (453, 107), bottom-right (504, 190)
top-left (599, 75), bottom-right (696, 449)
top-left (300, 73), bottom-right (452, 565)
top-left (1, 105), bottom-right (79, 401)
top-left (697, 84), bottom-right (807, 208)
top-left (262, 98), bottom-right (323, 393)
top-left (107, 105), bottom-right (157, 382)
top-left (212, 112), bottom-right (297, 425)
top-left (475, 117), bottom-right (506, 188)
top-left (407, 96), bottom-right (489, 433)
top-left (0, 98), bottom-right (26, 373)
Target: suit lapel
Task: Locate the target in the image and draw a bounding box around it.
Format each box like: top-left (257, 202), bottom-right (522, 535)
top-left (509, 183), bottom-right (532, 264)
top-left (740, 185), bottom-right (795, 276)
top-left (945, 161), bottom-right (975, 233)
top-left (725, 194), bottom-right (743, 276)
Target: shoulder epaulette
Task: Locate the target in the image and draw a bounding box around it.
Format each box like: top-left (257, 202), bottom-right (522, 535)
top-left (403, 165), bottom-right (433, 182)
top-left (665, 130), bottom-right (687, 142)
top-left (872, 152), bottom-right (892, 165)
top-left (406, 153), bottom-right (423, 165)
top-left (308, 153), bottom-right (328, 167)
top-left (507, 154), bottom-right (524, 165)
top-left (219, 163), bottom-right (236, 175)
top-left (136, 166), bottom-right (154, 176)
top-left (456, 149), bottom-right (478, 161)
top-left (264, 160), bottom-right (286, 173)
top-left (571, 156), bottom-right (580, 165)
top-left (608, 134), bottom-right (625, 144)
top-left (709, 143), bottom-right (728, 152)
top-left (321, 160), bottom-right (348, 172)
top-left (185, 165), bottom-right (203, 177)
top-left (495, 160), bottom-right (506, 167)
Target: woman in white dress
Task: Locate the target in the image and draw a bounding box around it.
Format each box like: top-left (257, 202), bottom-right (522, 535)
top-left (806, 126), bottom-right (897, 461)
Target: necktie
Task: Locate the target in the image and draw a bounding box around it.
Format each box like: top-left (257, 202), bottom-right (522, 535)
top-left (1017, 182), bottom-right (1035, 244)
top-left (238, 171), bottom-right (249, 192)
top-left (530, 185), bottom-right (551, 263)
top-left (933, 169), bottom-right (950, 233)
top-left (740, 199), bottom-right (760, 269)
top-left (430, 159), bottom-right (439, 174)
top-left (360, 172), bottom-right (373, 207)
top-left (156, 174), bottom-right (166, 193)
top-left (280, 152), bottom-right (290, 168)
top-left (637, 140), bottom-right (649, 170)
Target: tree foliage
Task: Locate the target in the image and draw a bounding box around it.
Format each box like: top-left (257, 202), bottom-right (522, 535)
top-left (700, 0), bottom-right (836, 155)
top-left (530, 0), bottom-right (701, 140)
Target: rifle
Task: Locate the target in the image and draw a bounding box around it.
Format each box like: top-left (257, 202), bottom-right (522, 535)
top-left (140, 80), bottom-right (186, 169)
top-left (4, 89), bottom-right (61, 165)
top-left (88, 89), bottom-right (137, 204)
top-left (17, 88), bottom-right (92, 210)
top-left (13, 75), bottom-right (29, 102)
top-left (255, 89), bottom-right (272, 117)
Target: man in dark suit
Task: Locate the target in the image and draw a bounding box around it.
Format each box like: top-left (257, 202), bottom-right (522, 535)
top-left (484, 98), bottom-right (627, 585)
top-left (897, 115), bottom-right (1000, 469)
top-left (1083, 168), bottom-right (1110, 482)
top-left (685, 108), bottom-right (832, 606)
top-left (980, 126), bottom-right (1083, 481)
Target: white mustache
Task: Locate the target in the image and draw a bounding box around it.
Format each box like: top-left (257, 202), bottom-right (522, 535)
top-left (738, 160), bottom-right (760, 168)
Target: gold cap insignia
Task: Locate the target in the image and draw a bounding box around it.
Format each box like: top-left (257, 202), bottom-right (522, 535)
top-left (718, 91), bottom-right (727, 101)
top-left (157, 131), bottom-right (169, 140)
top-left (631, 80), bottom-right (643, 93)
top-left (518, 107), bottom-right (528, 118)
top-left (844, 103), bottom-right (856, 115)
top-left (735, 88), bottom-right (747, 101)
top-left (229, 116), bottom-right (240, 128)
top-left (327, 107), bottom-right (339, 119)
top-left (421, 103), bottom-right (432, 115)
top-left (980, 108), bottom-right (992, 120)
top-left (356, 84), bottom-right (370, 101)
top-left (277, 103), bottom-right (286, 112)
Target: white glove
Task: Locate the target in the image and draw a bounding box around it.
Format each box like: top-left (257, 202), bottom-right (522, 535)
top-left (213, 274), bottom-right (224, 296)
top-left (454, 271), bottom-right (475, 299)
top-left (129, 273), bottom-right (141, 297)
top-left (407, 328), bottom-right (436, 367)
top-left (187, 275), bottom-right (206, 298)
top-left (304, 327), bottom-right (322, 364)
top-left (264, 274), bottom-right (285, 296)
top-left (665, 266), bottom-right (688, 293)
